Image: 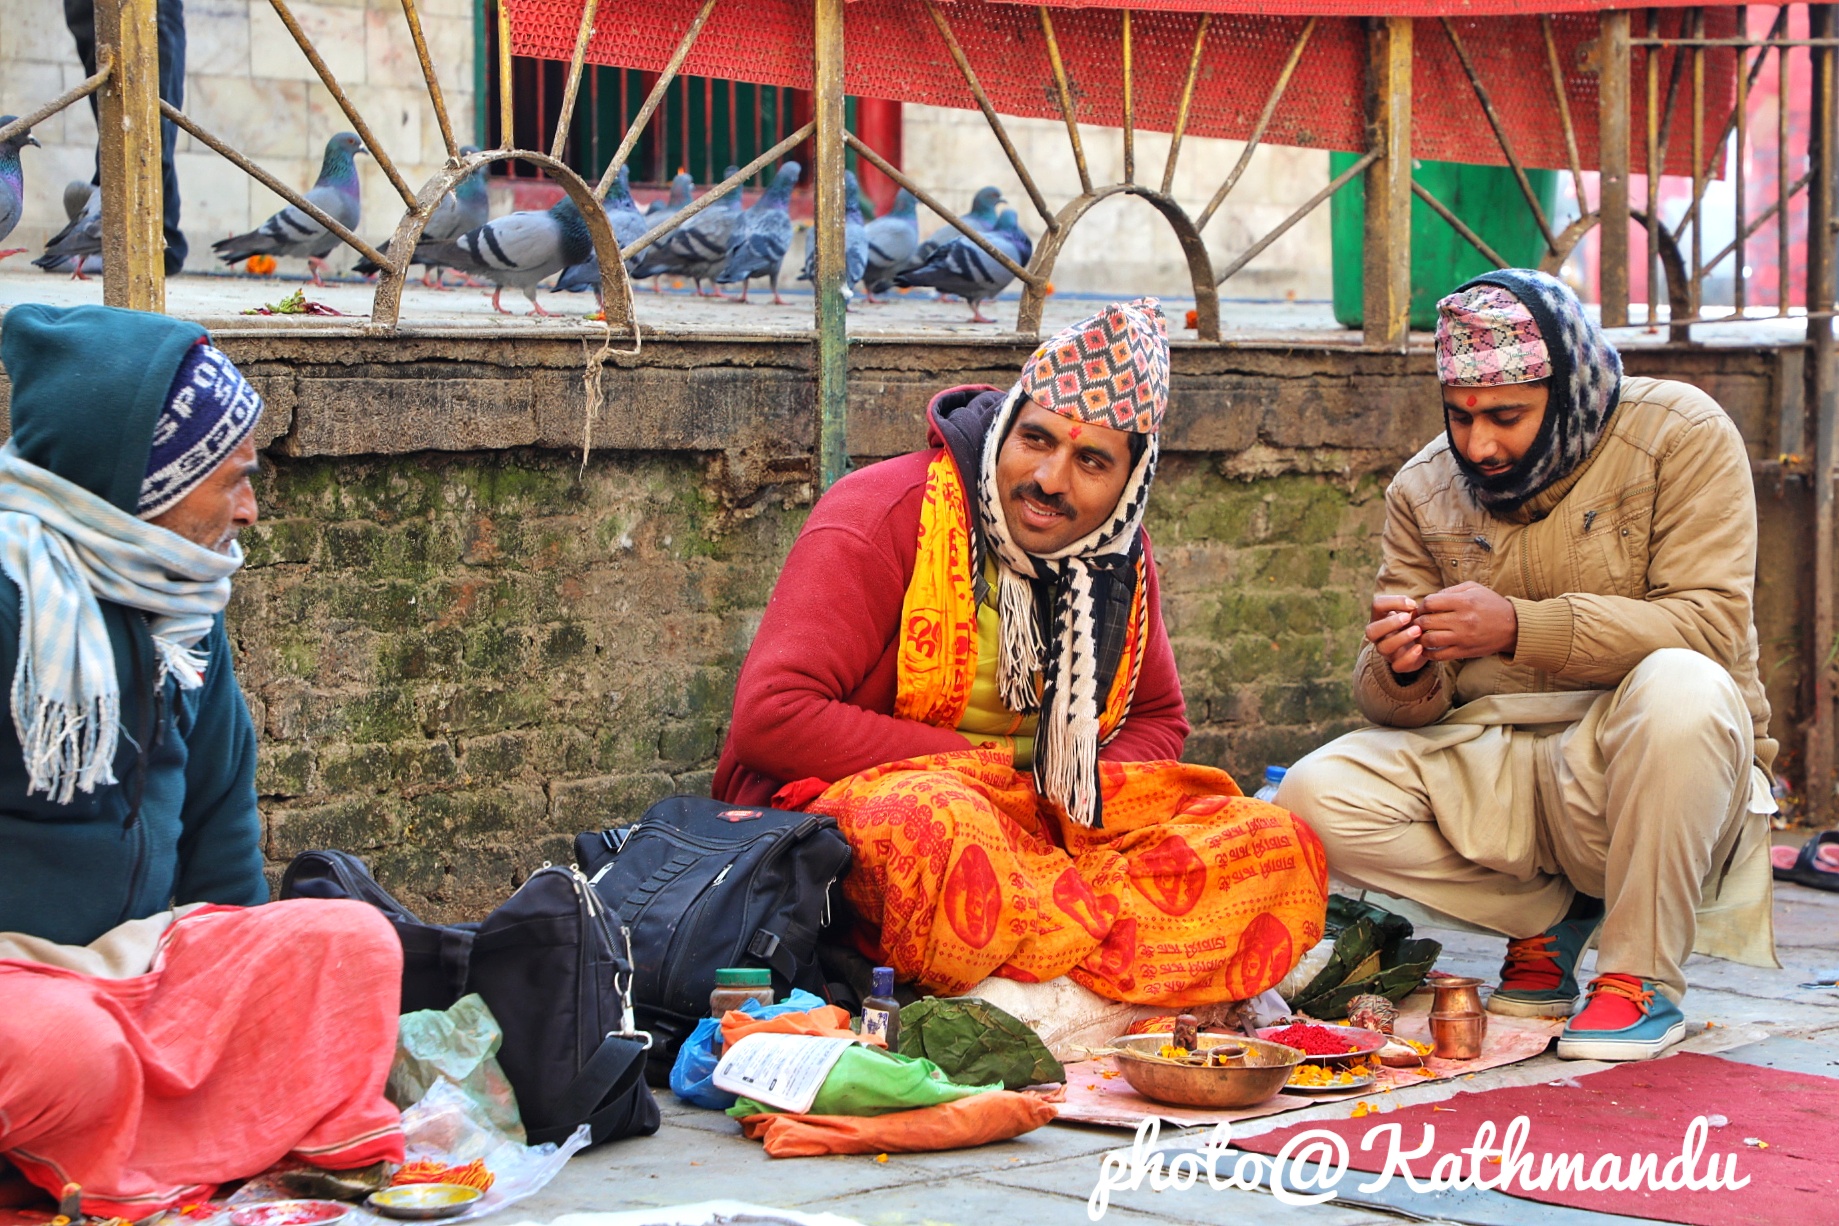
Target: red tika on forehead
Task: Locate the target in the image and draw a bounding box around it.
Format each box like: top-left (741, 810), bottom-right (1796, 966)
top-left (1021, 297), bottom-right (1171, 434)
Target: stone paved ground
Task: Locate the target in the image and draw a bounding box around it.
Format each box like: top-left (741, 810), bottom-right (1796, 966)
top-left (494, 867), bottom-right (1839, 1226)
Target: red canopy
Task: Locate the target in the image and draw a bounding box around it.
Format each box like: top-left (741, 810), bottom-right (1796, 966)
top-left (506, 0), bottom-right (1735, 173)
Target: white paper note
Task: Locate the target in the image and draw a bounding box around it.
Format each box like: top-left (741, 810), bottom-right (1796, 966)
top-left (712, 1032), bottom-right (856, 1114)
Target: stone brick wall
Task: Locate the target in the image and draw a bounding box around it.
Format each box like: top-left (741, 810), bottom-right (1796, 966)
top-left (1, 330), bottom-right (1803, 921)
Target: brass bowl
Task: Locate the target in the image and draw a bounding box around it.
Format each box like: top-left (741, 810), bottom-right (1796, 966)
top-left (1108, 1033), bottom-right (1306, 1109)
top-left (366, 1186), bottom-right (485, 1220)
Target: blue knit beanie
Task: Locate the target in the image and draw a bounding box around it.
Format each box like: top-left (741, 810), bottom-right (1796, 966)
top-left (138, 340), bottom-right (263, 519)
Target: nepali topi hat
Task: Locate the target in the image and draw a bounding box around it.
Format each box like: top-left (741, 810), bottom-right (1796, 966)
top-left (1020, 296), bottom-right (1170, 434)
top-left (1435, 283), bottom-right (1552, 387)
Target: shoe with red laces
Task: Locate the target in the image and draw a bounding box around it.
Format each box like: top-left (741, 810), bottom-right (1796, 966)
top-left (1486, 910), bottom-right (1600, 1018)
top-left (1555, 973), bottom-right (1687, 1061)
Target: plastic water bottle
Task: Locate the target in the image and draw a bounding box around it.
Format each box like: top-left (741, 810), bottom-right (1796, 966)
top-left (1254, 765), bottom-right (1287, 803)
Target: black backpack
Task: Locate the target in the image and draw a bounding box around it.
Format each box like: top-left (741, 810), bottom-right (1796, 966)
top-left (280, 852), bottom-right (659, 1145)
top-left (575, 796), bottom-right (853, 1081)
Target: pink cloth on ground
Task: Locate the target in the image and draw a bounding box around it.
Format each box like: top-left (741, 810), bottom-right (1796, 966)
top-left (0, 900), bottom-right (404, 1218)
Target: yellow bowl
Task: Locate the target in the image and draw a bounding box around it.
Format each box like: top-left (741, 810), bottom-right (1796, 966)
top-left (366, 1185), bottom-right (485, 1220)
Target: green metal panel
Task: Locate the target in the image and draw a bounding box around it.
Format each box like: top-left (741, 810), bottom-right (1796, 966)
top-left (1329, 154), bottom-right (1559, 331)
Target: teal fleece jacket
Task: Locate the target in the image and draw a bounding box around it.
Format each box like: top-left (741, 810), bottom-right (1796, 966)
top-left (0, 304), bottom-right (265, 946)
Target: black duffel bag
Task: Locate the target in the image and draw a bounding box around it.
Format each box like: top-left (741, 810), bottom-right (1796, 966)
top-left (281, 850), bottom-right (473, 1014)
top-left (280, 852), bottom-right (659, 1146)
top-left (576, 796), bottom-right (852, 1081)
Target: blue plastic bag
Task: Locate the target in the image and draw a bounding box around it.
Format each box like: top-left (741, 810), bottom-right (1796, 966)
top-left (670, 988), bottom-right (829, 1109)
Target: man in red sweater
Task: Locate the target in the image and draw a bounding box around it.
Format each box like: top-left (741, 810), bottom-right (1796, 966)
top-left (714, 299), bottom-right (1326, 1005)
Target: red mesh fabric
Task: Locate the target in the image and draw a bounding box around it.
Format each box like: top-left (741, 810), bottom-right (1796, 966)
top-left (507, 0), bottom-right (1735, 174)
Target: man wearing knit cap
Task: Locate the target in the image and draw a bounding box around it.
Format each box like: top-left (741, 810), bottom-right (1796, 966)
top-left (717, 298), bottom-right (1328, 1005)
top-left (0, 306), bottom-right (402, 1215)
top-left (1279, 270), bottom-right (1777, 1061)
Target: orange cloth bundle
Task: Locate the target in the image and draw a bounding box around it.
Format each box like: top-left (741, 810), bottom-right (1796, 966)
top-left (719, 1004), bottom-right (857, 1051)
top-left (736, 1091), bottom-right (1057, 1158)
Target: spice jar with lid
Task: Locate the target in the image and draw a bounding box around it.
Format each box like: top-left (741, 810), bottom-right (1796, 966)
top-left (710, 967), bottom-right (776, 1017)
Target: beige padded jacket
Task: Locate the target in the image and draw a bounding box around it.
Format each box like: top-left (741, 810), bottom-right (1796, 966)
top-left (1354, 375), bottom-right (1776, 774)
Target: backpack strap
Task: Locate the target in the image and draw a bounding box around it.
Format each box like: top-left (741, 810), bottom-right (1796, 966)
top-left (524, 1033), bottom-right (651, 1147)
top-left (747, 917), bottom-right (817, 984)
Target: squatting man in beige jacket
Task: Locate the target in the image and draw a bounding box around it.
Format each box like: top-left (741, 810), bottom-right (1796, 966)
top-left (1279, 268), bottom-right (1777, 1063)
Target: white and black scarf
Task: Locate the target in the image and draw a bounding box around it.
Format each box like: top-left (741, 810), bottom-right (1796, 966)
top-left (973, 383), bottom-right (1159, 828)
top-left (1448, 269), bottom-right (1623, 513)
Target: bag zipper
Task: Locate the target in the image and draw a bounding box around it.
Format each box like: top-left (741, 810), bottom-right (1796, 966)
top-left (559, 863), bottom-right (651, 1047)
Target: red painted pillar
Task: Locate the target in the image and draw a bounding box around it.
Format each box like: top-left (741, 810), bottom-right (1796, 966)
top-left (854, 96), bottom-right (903, 214)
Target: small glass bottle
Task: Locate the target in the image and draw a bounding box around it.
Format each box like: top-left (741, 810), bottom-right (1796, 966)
top-left (861, 965), bottom-right (900, 1050)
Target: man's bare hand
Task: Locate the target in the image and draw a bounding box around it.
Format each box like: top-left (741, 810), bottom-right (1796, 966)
top-left (1366, 594), bottom-right (1427, 676)
top-left (1415, 581), bottom-right (1518, 661)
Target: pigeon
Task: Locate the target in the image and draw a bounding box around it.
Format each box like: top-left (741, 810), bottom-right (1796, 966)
top-left (0, 118), bottom-right (40, 261)
top-left (552, 165), bottom-right (651, 297)
top-left (894, 206), bottom-right (1031, 323)
top-left (915, 184), bottom-right (1004, 264)
top-left (354, 145), bottom-right (490, 286)
top-left (798, 170), bottom-right (868, 299)
top-left (627, 165), bottom-right (744, 297)
top-left (34, 181), bottom-right (100, 278)
top-left (413, 195), bottom-right (593, 316)
top-left (713, 161), bottom-right (800, 304)
top-left (648, 170), bottom-right (694, 219)
top-left (212, 131), bottom-right (366, 285)
top-left (861, 188), bottom-right (919, 301)
top-left (636, 170), bottom-right (693, 292)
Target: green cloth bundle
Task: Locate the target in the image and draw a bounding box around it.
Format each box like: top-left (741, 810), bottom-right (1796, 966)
top-left (726, 1044), bottom-right (1000, 1118)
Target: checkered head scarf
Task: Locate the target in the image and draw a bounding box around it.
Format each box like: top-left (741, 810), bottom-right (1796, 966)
top-left (139, 340), bottom-right (263, 520)
top-left (1020, 296), bottom-right (1170, 434)
top-left (973, 300), bottom-right (1169, 828)
top-left (1436, 270), bottom-right (1622, 514)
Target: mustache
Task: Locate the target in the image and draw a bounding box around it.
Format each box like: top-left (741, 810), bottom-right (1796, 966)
top-left (1010, 481), bottom-right (1073, 519)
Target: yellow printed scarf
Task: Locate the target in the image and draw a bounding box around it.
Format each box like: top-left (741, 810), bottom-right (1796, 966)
top-left (894, 450), bottom-right (1144, 748)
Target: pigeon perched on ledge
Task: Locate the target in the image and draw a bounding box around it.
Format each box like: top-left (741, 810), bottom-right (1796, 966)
top-left (714, 161), bottom-right (800, 304)
top-left (415, 195), bottom-right (592, 316)
top-left (35, 181), bottom-right (100, 277)
top-left (798, 170), bottom-right (868, 299)
top-left (894, 206), bottom-right (1031, 323)
top-left (628, 164), bottom-right (744, 297)
top-left (354, 145), bottom-right (489, 286)
top-left (915, 184), bottom-right (1003, 265)
top-left (0, 118), bottom-right (40, 261)
top-left (554, 165), bottom-right (651, 298)
top-left (212, 132), bottom-right (366, 286)
top-left (862, 188), bottom-right (919, 301)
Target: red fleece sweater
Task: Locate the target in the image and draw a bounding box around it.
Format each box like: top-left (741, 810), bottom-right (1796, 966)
top-left (712, 414), bottom-right (1189, 806)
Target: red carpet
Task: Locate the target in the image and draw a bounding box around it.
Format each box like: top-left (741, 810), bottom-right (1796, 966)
top-left (1237, 1053), bottom-right (1834, 1225)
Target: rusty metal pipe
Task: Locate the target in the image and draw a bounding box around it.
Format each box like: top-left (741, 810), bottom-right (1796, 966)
top-left (1440, 17), bottom-right (1557, 254)
top-left (0, 51), bottom-right (111, 148)
top-left (923, 0), bottom-right (1056, 230)
top-left (161, 99), bottom-right (391, 268)
top-left (1160, 14), bottom-right (1211, 195)
top-left (498, 0), bottom-right (514, 148)
top-left (1413, 178), bottom-right (1509, 269)
top-left (549, 0), bottom-right (602, 161)
top-left (265, 0), bottom-right (417, 208)
top-left (399, 0), bottom-right (459, 159)
top-left (1216, 148), bottom-right (1377, 285)
top-left (596, 0), bottom-right (719, 198)
top-left (1196, 17), bottom-right (1316, 233)
top-left (1038, 6), bottom-right (1091, 195)
top-left (1540, 15), bottom-right (1588, 209)
top-left (621, 122), bottom-right (813, 262)
top-left (1121, 8), bottom-right (1135, 184)
top-left (845, 131), bottom-right (1042, 286)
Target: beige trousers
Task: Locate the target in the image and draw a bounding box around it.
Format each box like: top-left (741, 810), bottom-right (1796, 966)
top-left (1276, 649), bottom-right (1777, 1001)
